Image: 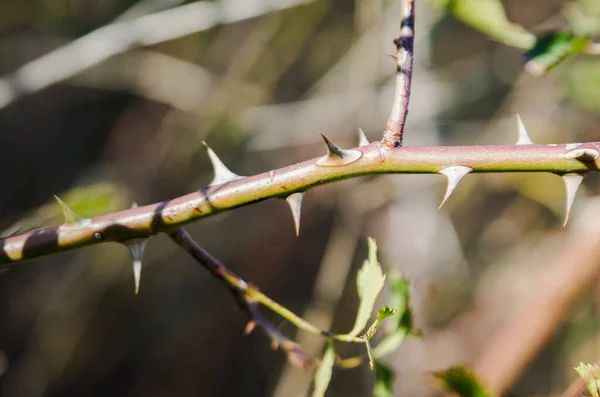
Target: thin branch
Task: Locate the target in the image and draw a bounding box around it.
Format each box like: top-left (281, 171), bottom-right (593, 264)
top-left (382, 0), bottom-right (415, 148)
top-left (168, 227), bottom-right (311, 368)
top-left (0, 0), bottom-right (314, 109)
top-left (167, 228), bottom-right (364, 366)
top-left (0, 141), bottom-right (599, 265)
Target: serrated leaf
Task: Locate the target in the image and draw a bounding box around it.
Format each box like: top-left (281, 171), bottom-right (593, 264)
top-left (312, 342), bottom-right (336, 397)
top-left (434, 366), bottom-right (492, 397)
top-left (524, 31), bottom-right (590, 75)
top-left (438, 0), bottom-right (535, 49)
top-left (372, 272), bottom-right (415, 358)
top-left (374, 361), bottom-right (395, 397)
top-left (574, 362), bottom-right (600, 397)
top-left (346, 238), bottom-right (386, 337)
top-left (365, 306), bottom-right (397, 340)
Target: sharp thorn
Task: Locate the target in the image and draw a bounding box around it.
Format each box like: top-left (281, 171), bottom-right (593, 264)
top-left (358, 128), bottom-right (370, 147)
top-left (202, 142), bottom-right (243, 186)
top-left (316, 133), bottom-right (362, 167)
top-left (124, 238), bottom-right (149, 295)
top-left (285, 192), bottom-right (304, 236)
top-left (564, 148), bottom-right (600, 162)
top-left (54, 195), bottom-right (89, 225)
top-left (388, 53), bottom-right (398, 61)
top-left (438, 166), bottom-right (473, 208)
top-left (515, 114), bottom-right (533, 145)
top-left (562, 173), bottom-right (585, 226)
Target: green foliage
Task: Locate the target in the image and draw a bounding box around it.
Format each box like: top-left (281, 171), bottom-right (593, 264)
top-left (434, 366), bottom-right (492, 397)
top-left (347, 238), bottom-right (386, 337)
top-left (373, 272), bottom-right (416, 358)
top-left (2, 183), bottom-right (129, 236)
top-left (311, 238), bottom-right (416, 396)
top-left (574, 362), bottom-right (600, 397)
top-left (436, 0), bottom-right (535, 49)
top-left (312, 342), bottom-right (336, 397)
top-left (365, 306), bottom-right (397, 340)
top-left (374, 361), bottom-right (395, 397)
top-left (524, 31), bottom-right (591, 75)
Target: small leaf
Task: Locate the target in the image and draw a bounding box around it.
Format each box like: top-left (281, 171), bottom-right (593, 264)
top-left (524, 31), bottom-right (590, 75)
top-left (373, 272), bottom-right (416, 358)
top-left (574, 362), bottom-right (600, 397)
top-left (347, 238), bottom-right (386, 337)
top-left (312, 342), bottom-right (336, 397)
top-left (374, 361), bottom-right (395, 397)
top-left (434, 366), bottom-right (492, 397)
top-left (365, 306), bottom-right (397, 340)
top-left (438, 0), bottom-right (535, 49)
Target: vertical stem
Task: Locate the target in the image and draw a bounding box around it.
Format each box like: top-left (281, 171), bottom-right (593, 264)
top-left (382, 0), bottom-right (415, 148)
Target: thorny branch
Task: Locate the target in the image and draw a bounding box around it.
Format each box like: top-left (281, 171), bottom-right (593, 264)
top-left (382, 0), bottom-right (414, 148)
top-left (1, 137), bottom-right (599, 265)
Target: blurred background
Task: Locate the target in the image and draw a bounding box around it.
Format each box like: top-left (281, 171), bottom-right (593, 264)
top-left (0, 0), bottom-right (599, 396)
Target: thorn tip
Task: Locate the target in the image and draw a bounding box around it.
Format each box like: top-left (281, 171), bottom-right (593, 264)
top-left (358, 128), bottom-right (370, 147)
top-left (562, 173), bottom-right (585, 226)
top-left (285, 192), bottom-right (304, 236)
top-left (316, 134), bottom-right (362, 167)
top-left (438, 166), bottom-right (473, 208)
top-left (124, 238), bottom-right (149, 295)
top-left (54, 195), bottom-right (88, 225)
top-left (202, 141), bottom-right (243, 186)
top-left (515, 114), bottom-right (533, 145)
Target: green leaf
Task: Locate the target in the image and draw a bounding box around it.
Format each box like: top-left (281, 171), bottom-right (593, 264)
top-left (365, 306), bottom-right (397, 340)
top-left (374, 361), bottom-right (395, 397)
top-left (372, 272), bottom-right (416, 358)
top-left (346, 238), bottom-right (386, 337)
top-left (438, 0), bottom-right (535, 49)
top-left (574, 362), bottom-right (600, 397)
top-left (524, 31), bottom-right (591, 75)
top-left (312, 342), bottom-right (336, 397)
top-left (2, 183), bottom-right (130, 236)
top-left (434, 366), bottom-right (492, 397)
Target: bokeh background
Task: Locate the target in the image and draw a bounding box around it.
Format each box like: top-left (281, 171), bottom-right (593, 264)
top-left (0, 0), bottom-right (599, 396)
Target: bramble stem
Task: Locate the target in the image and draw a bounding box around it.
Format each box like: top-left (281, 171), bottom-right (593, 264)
top-left (1, 141), bottom-right (598, 265)
top-left (382, 0), bottom-right (415, 148)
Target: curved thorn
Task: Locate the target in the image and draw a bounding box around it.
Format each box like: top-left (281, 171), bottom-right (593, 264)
top-left (202, 142), bottom-right (243, 186)
top-left (285, 192), bottom-right (304, 236)
top-left (562, 173), bottom-right (585, 227)
top-left (358, 128), bottom-right (370, 147)
top-left (124, 238), bottom-right (149, 295)
top-left (438, 166), bottom-right (473, 208)
top-left (316, 134), bottom-right (362, 167)
top-left (515, 114), bottom-right (533, 145)
top-left (564, 148), bottom-right (600, 162)
top-left (54, 195), bottom-right (89, 225)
